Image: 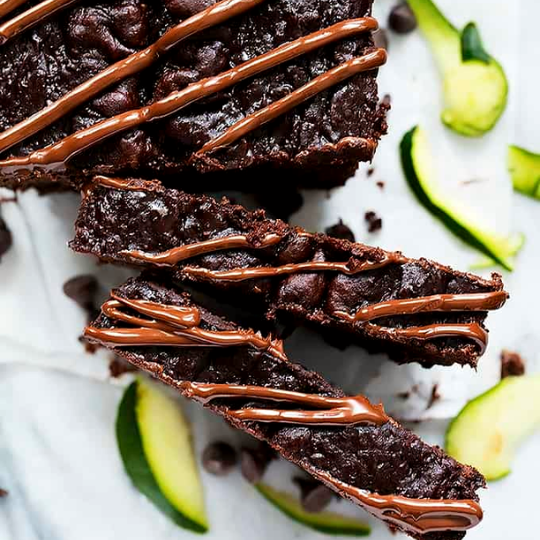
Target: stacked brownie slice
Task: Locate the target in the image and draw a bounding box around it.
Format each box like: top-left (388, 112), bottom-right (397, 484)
top-left (0, 0), bottom-right (508, 537)
top-left (85, 274), bottom-right (485, 540)
top-left (72, 176), bottom-right (506, 368)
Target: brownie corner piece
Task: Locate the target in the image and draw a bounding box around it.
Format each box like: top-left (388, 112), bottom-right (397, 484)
top-left (0, 0), bottom-right (387, 191)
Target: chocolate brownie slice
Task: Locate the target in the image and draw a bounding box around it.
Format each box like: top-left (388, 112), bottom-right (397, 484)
top-left (71, 177), bottom-right (507, 367)
top-left (0, 0), bottom-right (387, 190)
top-left (85, 274), bottom-right (485, 540)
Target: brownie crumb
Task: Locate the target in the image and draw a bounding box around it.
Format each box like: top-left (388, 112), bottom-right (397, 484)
top-left (325, 219), bottom-right (356, 243)
top-left (294, 476), bottom-right (334, 513)
top-left (372, 28), bottom-right (388, 51)
top-left (202, 442), bottom-right (238, 476)
top-left (0, 488), bottom-right (7, 498)
top-left (397, 390), bottom-right (411, 400)
top-left (367, 167), bottom-right (375, 177)
top-left (388, 3), bottom-right (417, 34)
top-left (426, 384), bottom-right (441, 409)
top-left (376, 181), bottom-right (385, 190)
top-left (365, 211), bottom-right (383, 233)
top-left (0, 213), bottom-right (13, 261)
top-left (109, 355), bottom-right (137, 378)
top-left (501, 350), bottom-right (525, 379)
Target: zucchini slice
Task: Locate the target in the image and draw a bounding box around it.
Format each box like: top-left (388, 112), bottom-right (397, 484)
top-left (446, 375), bottom-right (540, 481)
top-left (256, 483), bottom-right (371, 536)
top-left (116, 380), bottom-right (208, 533)
top-left (508, 145), bottom-right (540, 199)
top-left (400, 126), bottom-right (522, 271)
top-left (408, 0), bottom-right (508, 136)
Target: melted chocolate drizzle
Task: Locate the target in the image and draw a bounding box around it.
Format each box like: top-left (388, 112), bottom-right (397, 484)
top-left (85, 293), bottom-right (483, 535)
top-left (85, 293), bottom-right (287, 361)
top-left (0, 0), bottom-right (78, 45)
top-left (0, 2), bottom-right (384, 172)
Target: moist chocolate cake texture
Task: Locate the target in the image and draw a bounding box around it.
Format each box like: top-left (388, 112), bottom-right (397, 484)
top-left (84, 274), bottom-right (486, 540)
top-left (0, 0), bottom-right (388, 190)
top-left (71, 176), bottom-right (507, 368)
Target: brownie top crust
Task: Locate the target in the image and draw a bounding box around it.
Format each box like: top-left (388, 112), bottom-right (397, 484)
top-left (0, 0), bottom-right (387, 189)
top-left (85, 274), bottom-right (486, 540)
top-left (71, 177), bottom-right (507, 367)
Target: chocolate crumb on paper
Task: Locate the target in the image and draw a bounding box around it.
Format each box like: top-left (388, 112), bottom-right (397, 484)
top-left (365, 210), bottom-right (383, 232)
top-left (500, 350), bottom-right (525, 379)
top-left (325, 219), bottom-right (356, 242)
top-left (426, 384), bottom-right (441, 409)
top-left (0, 488), bottom-right (8, 498)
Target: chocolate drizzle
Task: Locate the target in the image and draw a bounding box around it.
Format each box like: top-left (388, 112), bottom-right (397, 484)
top-left (0, 0), bottom-right (78, 46)
top-left (315, 472), bottom-right (482, 535)
top-left (84, 293), bottom-right (287, 361)
top-left (181, 382), bottom-right (389, 426)
top-left (0, 9), bottom-right (383, 172)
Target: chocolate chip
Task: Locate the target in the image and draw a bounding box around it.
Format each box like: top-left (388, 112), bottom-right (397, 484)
top-left (0, 488), bottom-right (7, 498)
top-left (240, 447), bottom-right (268, 483)
top-left (501, 350), bottom-right (525, 379)
top-left (294, 477), bottom-right (334, 513)
top-left (376, 181), bottom-right (385, 190)
top-left (0, 214), bottom-right (13, 261)
top-left (202, 442), bottom-right (237, 476)
top-left (364, 211), bottom-right (383, 233)
top-left (372, 28), bottom-right (389, 50)
top-left (63, 275), bottom-right (98, 309)
top-left (388, 3), bottom-right (417, 34)
top-left (367, 167), bottom-right (375, 177)
top-left (325, 219), bottom-right (356, 243)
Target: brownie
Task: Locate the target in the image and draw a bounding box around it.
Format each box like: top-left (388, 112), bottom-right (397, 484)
top-left (85, 275), bottom-right (485, 540)
top-left (71, 178), bottom-right (507, 367)
top-left (0, 0), bottom-right (387, 191)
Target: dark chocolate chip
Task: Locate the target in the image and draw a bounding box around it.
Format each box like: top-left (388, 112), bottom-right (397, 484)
top-left (388, 3), bottom-right (417, 34)
top-left (372, 28), bottom-right (389, 50)
top-left (0, 488), bottom-right (7, 498)
top-left (376, 181), bottom-right (385, 189)
top-left (202, 442), bottom-right (238, 476)
top-left (501, 350), bottom-right (525, 379)
top-left (240, 447), bottom-right (268, 483)
top-left (367, 167), bottom-right (375, 177)
top-left (0, 214), bottom-right (13, 261)
top-left (63, 275), bottom-right (98, 309)
top-left (364, 211), bottom-right (383, 233)
top-left (325, 219), bottom-right (356, 243)
top-left (294, 477), bottom-right (334, 513)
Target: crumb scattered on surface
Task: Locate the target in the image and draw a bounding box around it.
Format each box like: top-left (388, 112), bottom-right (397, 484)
top-left (365, 211), bottom-right (383, 233)
top-left (367, 167), bottom-right (375, 177)
top-left (376, 181), bottom-right (385, 190)
top-left (109, 355), bottom-right (137, 378)
top-left (325, 219), bottom-right (356, 243)
top-left (0, 489), bottom-right (8, 498)
top-left (426, 384), bottom-right (441, 409)
top-left (501, 350), bottom-right (525, 379)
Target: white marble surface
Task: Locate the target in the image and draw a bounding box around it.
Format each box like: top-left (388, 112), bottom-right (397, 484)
top-left (1, 0), bottom-right (540, 538)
